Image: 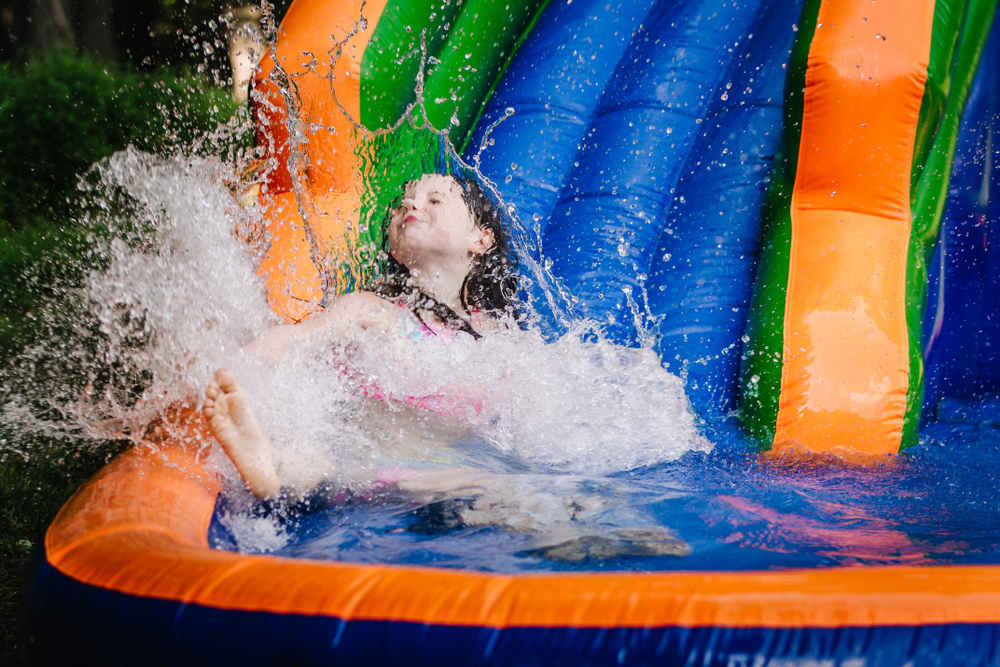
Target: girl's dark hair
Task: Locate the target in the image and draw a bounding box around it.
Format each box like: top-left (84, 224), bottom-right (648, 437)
top-left (372, 174), bottom-right (519, 337)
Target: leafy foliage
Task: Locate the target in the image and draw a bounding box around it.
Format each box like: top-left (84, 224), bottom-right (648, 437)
top-left (0, 51), bottom-right (241, 232)
top-left (0, 56), bottom-right (248, 663)
top-left (0, 51), bottom-right (250, 361)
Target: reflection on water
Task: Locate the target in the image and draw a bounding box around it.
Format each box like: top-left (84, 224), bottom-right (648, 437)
top-left (210, 411), bottom-right (1000, 573)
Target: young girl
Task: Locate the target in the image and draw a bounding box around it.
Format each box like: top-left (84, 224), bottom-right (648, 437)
top-left (205, 172), bottom-right (693, 559)
top-left (203, 172), bottom-right (519, 498)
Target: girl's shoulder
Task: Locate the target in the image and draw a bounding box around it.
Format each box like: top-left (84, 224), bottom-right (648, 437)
top-left (335, 290), bottom-right (391, 313)
top-left (309, 290), bottom-right (404, 335)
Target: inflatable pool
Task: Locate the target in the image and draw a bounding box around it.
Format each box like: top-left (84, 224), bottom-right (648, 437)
top-left (28, 0), bottom-right (1000, 664)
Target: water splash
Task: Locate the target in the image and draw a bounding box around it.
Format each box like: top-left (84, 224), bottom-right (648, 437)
top-left (0, 145), bottom-right (705, 471)
top-left (0, 9), bottom-right (710, 560)
top-left (1, 148), bottom-right (273, 448)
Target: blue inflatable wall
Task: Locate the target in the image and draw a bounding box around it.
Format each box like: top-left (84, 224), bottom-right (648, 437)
top-left (923, 21), bottom-right (1000, 415)
top-left (466, 0), bottom-right (803, 418)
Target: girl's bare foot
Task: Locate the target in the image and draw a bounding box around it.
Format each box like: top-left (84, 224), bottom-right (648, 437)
top-left (204, 369), bottom-right (280, 498)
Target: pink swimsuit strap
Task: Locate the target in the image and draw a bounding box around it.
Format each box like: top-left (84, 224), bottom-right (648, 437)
top-left (396, 300), bottom-right (438, 338)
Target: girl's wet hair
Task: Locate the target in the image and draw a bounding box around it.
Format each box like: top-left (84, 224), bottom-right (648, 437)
top-left (372, 174), bottom-right (519, 336)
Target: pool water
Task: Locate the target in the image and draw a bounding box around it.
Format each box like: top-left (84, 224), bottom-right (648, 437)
top-left (209, 395), bottom-right (1000, 573)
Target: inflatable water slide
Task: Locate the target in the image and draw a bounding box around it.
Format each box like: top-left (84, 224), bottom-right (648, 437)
top-left (29, 0), bottom-right (1000, 664)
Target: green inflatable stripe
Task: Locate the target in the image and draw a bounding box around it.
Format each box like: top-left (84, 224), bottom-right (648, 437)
top-left (912, 0), bottom-right (996, 245)
top-left (739, 0), bottom-right (823, 448)
top-left (902, 0), bottom-right (998, 449)
top-left (361, 0), bottom-right (547, 144)
top-left (419, 0), bottom-right (548, 152)
top-left (910, 0), bottom-right (968, 181)
top-left (361, 0), bottom-right (466, 130)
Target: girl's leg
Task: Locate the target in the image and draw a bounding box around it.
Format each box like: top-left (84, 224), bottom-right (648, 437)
top-left (204, 369), bottom-right (281, 498)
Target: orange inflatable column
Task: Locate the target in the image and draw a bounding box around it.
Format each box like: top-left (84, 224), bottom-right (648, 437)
top-left (253, 0), bottom-right (388, 322)
top-left (772, 0), bottom-right (936, 457)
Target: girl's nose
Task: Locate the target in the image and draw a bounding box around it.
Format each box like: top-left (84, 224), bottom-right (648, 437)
top-left (401, 197), bottom-right (418, 211)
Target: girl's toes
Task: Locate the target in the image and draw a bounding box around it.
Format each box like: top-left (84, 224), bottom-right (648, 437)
top-left (215, 369), bottom-right (238, 392)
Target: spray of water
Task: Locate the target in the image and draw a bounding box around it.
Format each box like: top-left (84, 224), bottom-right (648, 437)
top-left (0, 147), bottom-right (273, 447)
top-left (0, 8), bottom-right (711, 554)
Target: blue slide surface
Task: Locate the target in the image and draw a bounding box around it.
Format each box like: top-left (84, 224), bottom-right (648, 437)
top-left (466, 0), bottom-right (802, 417)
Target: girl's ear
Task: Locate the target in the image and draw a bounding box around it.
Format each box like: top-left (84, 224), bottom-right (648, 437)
top-left (470, 226), bottom-right (495, 255)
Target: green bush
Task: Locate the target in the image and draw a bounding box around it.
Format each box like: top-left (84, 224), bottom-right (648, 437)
top-left (0, 51), bottom-right (242, 233)
top-left (0, 51), bottom-right (248, 359)
top-left (0, 53), bottom-right (248, 665)
top-left (0, 225), bottom-right (89, 359)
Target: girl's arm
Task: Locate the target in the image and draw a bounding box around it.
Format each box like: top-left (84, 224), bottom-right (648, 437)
top-left (244, 291), bottom-right (399, 363)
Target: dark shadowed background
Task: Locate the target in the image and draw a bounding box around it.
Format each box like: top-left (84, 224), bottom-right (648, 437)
top-left (0, 3), bottom-right (291, 664)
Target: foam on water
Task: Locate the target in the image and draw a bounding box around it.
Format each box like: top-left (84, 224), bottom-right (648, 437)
top-left (344, 325), bottom-right (710, 473)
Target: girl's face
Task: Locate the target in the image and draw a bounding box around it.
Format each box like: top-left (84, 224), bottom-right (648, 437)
top-left (387, 174), bottom-right (493, 269)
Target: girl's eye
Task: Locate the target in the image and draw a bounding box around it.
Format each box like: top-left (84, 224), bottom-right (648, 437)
top-left (429, 199), bottom-right (441, 205)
